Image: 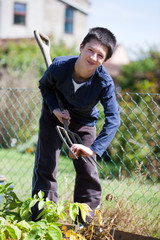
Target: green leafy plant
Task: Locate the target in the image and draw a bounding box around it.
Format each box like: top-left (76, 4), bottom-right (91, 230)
top-left (116, 47), bottom-right (160, 93)
top-left (0, 183), bottom-right (92, 239)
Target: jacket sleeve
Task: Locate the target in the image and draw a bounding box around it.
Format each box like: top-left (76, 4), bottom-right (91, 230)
top-left (39, 63), bottom-right (59, 114)
top-left (90, 82), bottom-right (120, 157)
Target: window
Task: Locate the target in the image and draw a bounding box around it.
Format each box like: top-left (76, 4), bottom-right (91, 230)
top-left (64, 7), bottom-right (74, 34)
top-left (13, 2), bottom-right (26, 25)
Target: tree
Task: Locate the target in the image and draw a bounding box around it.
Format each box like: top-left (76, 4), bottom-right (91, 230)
top-left (117, 47), bottom-right (160, 93)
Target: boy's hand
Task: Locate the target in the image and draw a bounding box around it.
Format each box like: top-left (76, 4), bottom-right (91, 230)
top-left (53, 108), bottom-right (71, 125)
top-left (69, 144), bottom-right (96, 159)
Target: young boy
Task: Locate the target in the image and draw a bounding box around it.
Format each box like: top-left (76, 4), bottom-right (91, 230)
top-left (32, 27), bottom-right (120, 223)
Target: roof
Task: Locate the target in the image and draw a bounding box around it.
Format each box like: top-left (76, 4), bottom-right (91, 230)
top-left (59, 0), bottom-right (90, 15)
top-left (103, 45), bottom-right (130, 77)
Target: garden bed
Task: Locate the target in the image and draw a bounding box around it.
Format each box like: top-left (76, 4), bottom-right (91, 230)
top-left (61, 224), bottom-right (160, 240)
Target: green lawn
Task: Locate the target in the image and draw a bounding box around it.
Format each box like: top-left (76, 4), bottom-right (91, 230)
top-left (0, 148), bottom-right (160, 237)
top-left (0, 148), bottom-right (75, 199)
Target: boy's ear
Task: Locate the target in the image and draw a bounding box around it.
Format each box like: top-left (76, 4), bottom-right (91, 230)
top-left (103, 58), bottom-right (108, 63)
top-left (80, 43), bottom-right (84, 52)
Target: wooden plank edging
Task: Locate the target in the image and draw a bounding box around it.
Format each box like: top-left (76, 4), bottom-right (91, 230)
top-left (111, 229), bottom-right (160, 240)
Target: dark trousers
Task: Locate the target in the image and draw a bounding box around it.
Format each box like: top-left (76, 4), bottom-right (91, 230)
top-left (32, 102), bottom-right (102, 222)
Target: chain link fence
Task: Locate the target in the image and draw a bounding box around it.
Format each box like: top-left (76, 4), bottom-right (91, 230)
top-left (0, 88), bottom-right (160, 237)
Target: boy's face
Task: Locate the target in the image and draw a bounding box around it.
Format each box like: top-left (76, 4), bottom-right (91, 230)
top-left (79, 38), bottom-right (108, 71)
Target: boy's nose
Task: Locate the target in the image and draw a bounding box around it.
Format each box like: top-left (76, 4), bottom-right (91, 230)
top-left (90, 53), bottom-right (97, 62)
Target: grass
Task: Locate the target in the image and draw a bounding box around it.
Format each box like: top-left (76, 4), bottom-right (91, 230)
top-left (100, 178), bottom-right (160, 238)
top-left (0, 148), bottom-right (160, 238)
top-left (0, 148), bottom-right (35, 197)
top-left (0, 148), bottom-right (75, 199)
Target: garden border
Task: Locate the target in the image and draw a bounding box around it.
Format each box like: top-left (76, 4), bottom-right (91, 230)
top-left (111, 229), bottom-right (160, 240)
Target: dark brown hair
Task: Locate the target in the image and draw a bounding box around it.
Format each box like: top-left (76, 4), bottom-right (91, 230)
top-left (82, 27), bottom-right (117, 60)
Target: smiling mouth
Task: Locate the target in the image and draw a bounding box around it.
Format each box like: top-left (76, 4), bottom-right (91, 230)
top-left (87, 60), bottom-right (95, 65)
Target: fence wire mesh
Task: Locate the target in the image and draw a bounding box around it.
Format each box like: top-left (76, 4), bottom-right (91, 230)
top-left (0, 88), bottom-right (160, 237)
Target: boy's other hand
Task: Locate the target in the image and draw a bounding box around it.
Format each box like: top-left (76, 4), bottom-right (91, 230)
top-left (69, 144), bottom-right (96, 159)
top-left (53, 108), bottom-right (71, 125)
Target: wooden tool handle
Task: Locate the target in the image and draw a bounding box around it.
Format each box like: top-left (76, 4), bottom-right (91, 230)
top-left (34, 30), bottom-right (66, 114)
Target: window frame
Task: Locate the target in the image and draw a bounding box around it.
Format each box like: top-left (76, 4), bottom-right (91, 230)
top-left (64, 6), bottom-right (74, 34)
top-left (13, 2), bottom-right (27, 25)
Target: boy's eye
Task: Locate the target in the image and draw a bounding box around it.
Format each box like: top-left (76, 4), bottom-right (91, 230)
top-left (88, 49), bottom-right (93, 52)
top-left (98, 54), bottom-right (103, 59)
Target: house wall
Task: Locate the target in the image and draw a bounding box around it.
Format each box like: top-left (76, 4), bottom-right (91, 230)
top-left (0, 0), bottom-right (90, 48)
top-left (0, 0), bottom-right (43, 38)
top-left (0, 1), bottom-right (1, 36)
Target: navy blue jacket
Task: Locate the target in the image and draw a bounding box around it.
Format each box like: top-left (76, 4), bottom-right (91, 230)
top-left (39, 56), bottom-right (120, 157)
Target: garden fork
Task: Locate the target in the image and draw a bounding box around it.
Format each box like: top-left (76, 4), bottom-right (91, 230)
top-left (34, 30), bottom-right (103, 169)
